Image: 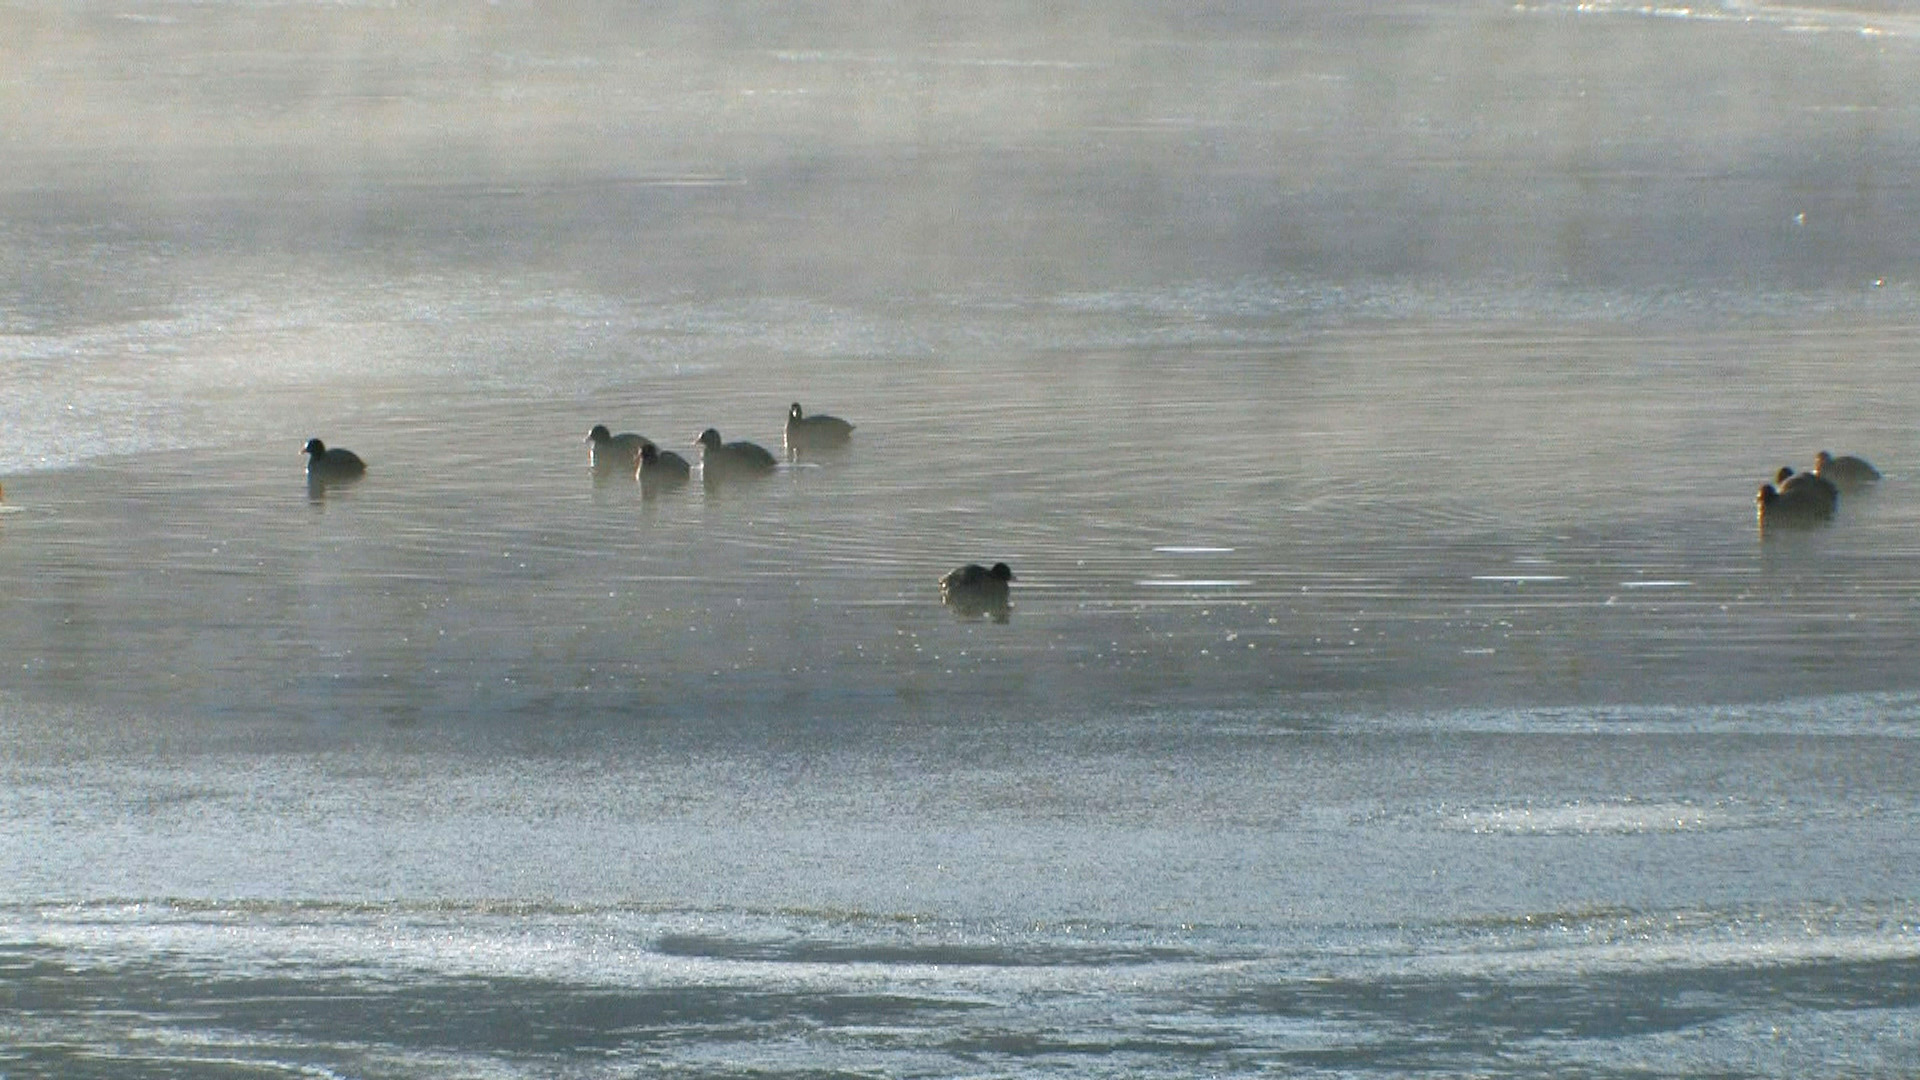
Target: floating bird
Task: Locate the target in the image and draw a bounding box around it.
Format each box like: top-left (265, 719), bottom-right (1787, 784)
top-left (940, 562), bottom-right (1016, 618)
top-left (694, 428), bottom-right (778, 482)
top-left (303, 438), bottom-right (366, 481)
top-left (1774, 467), bottom-right (1838, 516)
top-left (1814, 450), bottom-right (1881, 492)
top-left (639, 442), bottom-right (692, 489)
top-left (1756, 481), bottom-right (1834, 533)
top-left (784, 402), bottom-right (855, 456)
top-left (587, 424), bottom-right (654, 475)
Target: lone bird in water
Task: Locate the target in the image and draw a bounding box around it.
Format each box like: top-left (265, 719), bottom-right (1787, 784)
top-left (639, 442), bottom-right (691, 490)
top-left (784, 402), bottom-right (855, 457)
top-left (1756, 481), bottom-right (1834, 533)
top-left (587, 424), bottom-right (654, 475)
top-left (303, 438), bottom-right (366, 481)
top-left (1814, 450), bottom-right (1881, 492)
top-left (694, 428), bottom-right (778, 483)
top-left (940, 561), bottom-right (1016, 619)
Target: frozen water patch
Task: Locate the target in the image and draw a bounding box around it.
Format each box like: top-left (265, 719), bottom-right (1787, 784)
top-left (1530, 0), bottom-right (1920, 41)
top-left (1354, 693), bottom-right (1920, 736)
top-left (1448, 800), bottom-right (1735, 835)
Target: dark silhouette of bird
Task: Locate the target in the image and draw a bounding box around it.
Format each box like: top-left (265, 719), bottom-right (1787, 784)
top-left (940, 562), bottom-right (1016, 618)
top-left (1773, 466), bottom-right (1838, 516)
top-left (639, 442), bottom-right (692, 490)
top-left (303, 438), bottom-right (366, 481)
top-left (1814, 450), bottom-right (1881, 492)
top-left (694, 428), bottom-right (778, 483)
top-left (1756, 482), bottom-right (1834, 533)
top-left (587, 424), bottom-right (654, 475)
top-left (785, 402), bottom-right (855, 457)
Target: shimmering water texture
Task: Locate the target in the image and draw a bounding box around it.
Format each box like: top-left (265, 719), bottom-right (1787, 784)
top-left (3, 898), bottom-right (1918, 1079)
top-left (4, 698), bottom-right (1920, 1079)
top-left (7, 1), bottom-right (1920, 1077)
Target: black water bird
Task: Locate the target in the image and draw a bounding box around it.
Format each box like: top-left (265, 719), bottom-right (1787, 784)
top-left (1773, 467), bottom-right (1838, 516)
top-left (784, 402), bottom-right (855, 456)
top-left (940, 562), bottom-right (1015, 618)
top-left (694, 428), bottom-right (778, 482)
top-left (303, 438), bottom-right (366, 481)
top-left (639, 443), bottom-right (692, 489)
top-left (1814, 450), bottom-right (1881, 492)
top-left (1756, 481), bottom-right (1834, 533)
top-left (587, 424), bottom-right (654, 474)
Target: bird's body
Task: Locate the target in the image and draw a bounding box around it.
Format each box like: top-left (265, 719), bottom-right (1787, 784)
top-left (940, 562), bottom-right (1016, 617)
top-left (695, 428), bottom-right (778, 482)
top-left (587, 425), bottom-right (654, 474)
top-left (784, 402), bottom-right (855, 456)
top-left (1814, 450), bottom-right (1881, 492)
top-left (639, 443), bottom-right (692, 489)
top-left (303, 438), bottom-right (366, 481)
top-left (1774, 467), bottom-right (1839, 516)
top-left (1757, 482), bottom-right (1834, 532)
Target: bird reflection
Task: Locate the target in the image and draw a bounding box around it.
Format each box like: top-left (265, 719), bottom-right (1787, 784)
top-left (306, 472), bottom-right (369, 505)
top-left (944, 592), bottom-right (1013, 623)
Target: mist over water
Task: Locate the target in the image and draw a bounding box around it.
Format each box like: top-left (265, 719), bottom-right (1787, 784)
top-left (9, 0), bottom-right (1920, 468)
top-left (6, 2), bottom-right (1920, 1077)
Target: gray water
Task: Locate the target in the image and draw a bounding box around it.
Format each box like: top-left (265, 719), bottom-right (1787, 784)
top-left (6, 1), bottom-right (1920, 1077)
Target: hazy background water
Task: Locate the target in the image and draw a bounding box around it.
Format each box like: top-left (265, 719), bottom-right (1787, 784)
top-left (5, 1), bottom-right (1920, 1077)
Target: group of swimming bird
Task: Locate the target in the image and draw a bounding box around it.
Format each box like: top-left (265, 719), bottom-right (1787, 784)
top-left (1754, 449), bottom-right (1882, 532)
top-left (305, 402), bottom-right (1018, 617)
top-left (582, 402), bottom-right (855, 485)
top-left (306, 418), bottom-right (1886, 607)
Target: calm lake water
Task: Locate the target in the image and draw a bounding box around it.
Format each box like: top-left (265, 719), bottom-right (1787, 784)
top-left (4, 1), bottom-right (1920, 1077)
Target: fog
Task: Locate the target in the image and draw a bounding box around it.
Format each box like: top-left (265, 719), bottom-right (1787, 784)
top-left (7, 0), bottom-right (1920, 309)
